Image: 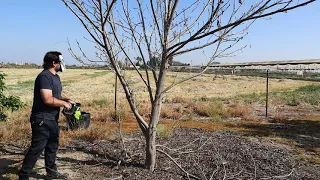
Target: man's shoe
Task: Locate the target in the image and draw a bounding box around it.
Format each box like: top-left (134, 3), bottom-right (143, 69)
top-left (45, 171), bottom-right (68, 180)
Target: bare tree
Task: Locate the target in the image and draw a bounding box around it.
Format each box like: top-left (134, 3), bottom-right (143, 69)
top-left (61, 0), bottom-right (316, 171)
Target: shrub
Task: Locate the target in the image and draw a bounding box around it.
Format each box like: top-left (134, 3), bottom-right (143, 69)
top-left (0, 73), bottom-right (24, 120)
top-left (228, 103), bottom-right (251, 117)
top-left (160, 107), bottom-right (183, 120)
top-left (193, 101), bottom-right (228, 117)
top-left (156, 124), bottom-right (174, 138)
top-left (283, 94), bottom-right (300, 106)
top-left (270, 110), bottom-right (287, 123)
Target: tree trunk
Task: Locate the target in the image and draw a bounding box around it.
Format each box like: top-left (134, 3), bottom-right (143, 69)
top-left (145, 127), bottom-right (157, 171)
top-left (145, 96), bottom-right (162, 171)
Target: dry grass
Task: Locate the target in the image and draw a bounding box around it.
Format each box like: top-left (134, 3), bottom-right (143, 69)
top-left (270, 110), bottom-right (287, 123)
top-left (62, 123), bottom-right (117, 143)
top-left (1, 68), bottom-right (320, 145)
top-left (228, 103), bottom-right (258, 121)
top-left (228, 103), bottom-right (251, 117)
top-left (156, 124), bottom-right (175, 138)
top-left (170, 96), bottom-right (188, 103)
top-left (193, 101), bottom-right (228, 117)
top-left (160, 106), bottom-right (183, 120)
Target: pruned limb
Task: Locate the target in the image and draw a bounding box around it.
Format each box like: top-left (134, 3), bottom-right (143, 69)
top-left (156, 149), bottom-right (201, 180)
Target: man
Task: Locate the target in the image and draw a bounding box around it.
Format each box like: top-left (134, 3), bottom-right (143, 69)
top-left (19, 51), bottom-right (74, 180)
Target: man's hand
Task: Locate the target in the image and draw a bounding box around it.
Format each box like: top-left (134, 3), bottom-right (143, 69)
top-left (67, 99), bottom-right (76, 104)
top-left (64, 101), bottom-right (72, 110)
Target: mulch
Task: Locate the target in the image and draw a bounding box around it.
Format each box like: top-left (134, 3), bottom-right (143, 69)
top-left (63, 127), bottom-right (320, 179)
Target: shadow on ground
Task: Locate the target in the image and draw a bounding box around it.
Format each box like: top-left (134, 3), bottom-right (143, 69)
top-left (227, 118), bottom-right (320, 155)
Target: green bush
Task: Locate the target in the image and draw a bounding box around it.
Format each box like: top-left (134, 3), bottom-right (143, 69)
top-left (283, 94), bottom-right (300, 106)
top-left (0, 73), bottom-right (24, 120)
top-left (295, 85), bottom-right (320, 93)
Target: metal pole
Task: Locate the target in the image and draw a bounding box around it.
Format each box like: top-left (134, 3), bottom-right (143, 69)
top-left (266, 69), bottom-right (269, 117)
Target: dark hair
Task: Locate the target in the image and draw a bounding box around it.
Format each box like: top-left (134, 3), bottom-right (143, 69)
top-left (42, 51), bottom-right (62, 69)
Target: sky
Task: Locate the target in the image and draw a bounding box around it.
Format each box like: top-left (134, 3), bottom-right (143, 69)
top-left (0, 0), bottom-right (319, 66)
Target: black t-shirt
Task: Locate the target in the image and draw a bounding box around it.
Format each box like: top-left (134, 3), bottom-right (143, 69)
top-left (31, 69), bottom-right (62, 121)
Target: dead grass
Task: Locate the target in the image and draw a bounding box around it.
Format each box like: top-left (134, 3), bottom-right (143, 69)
top-left (193, 101), bottom-right (228, 117)
top-left (160, 106), bottom-right (183, 120)
top-left (270, 110), bottom-right (287, 123)
top-left (228, 103), bottom-right (258, 121)
top-left (0, 121), bottom-right (31, 146)
top-left (228, 103), bottom-right (250, 117)
top-left (156, 124), bottom-right (175, 138)
top-left (63, 124), bottom-right (117, 143)
top-left (171, 96), bottom-right (188, 103)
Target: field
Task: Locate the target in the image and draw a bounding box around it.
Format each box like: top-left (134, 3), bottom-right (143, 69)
top-left (1, 68), bottom-right (320, 179)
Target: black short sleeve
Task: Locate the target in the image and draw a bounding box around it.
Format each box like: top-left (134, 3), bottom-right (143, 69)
top-left (31, 70), bottom-right (62, 121)
top-left (38, 75), bottom-right (52, 90)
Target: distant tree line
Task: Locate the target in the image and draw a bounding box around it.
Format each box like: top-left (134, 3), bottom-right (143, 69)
top-left (0, 62), bottom-right (40, 69)
top-left (132, 56), bottom-right (190, 68)
top-left (0, 62), bottom-right (109, 70)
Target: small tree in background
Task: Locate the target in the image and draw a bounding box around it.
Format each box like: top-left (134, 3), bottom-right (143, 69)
top-left (0, 73), bottom-right (24, 121)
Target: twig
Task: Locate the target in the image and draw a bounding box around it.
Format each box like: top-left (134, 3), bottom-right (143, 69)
top-left (156, 149), bottom-right (201, 180)
top-left (209, 164), bottom-right (219, 180)
top-left (104, 175), bottom-right (123, 180)
top-left (156, 138), bottom-right (200, 151)
top-left (261, 168), bottom-right (295, 179)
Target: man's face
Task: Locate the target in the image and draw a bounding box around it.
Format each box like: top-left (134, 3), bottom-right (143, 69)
top-left (53, 61), bottom-right (61, 72)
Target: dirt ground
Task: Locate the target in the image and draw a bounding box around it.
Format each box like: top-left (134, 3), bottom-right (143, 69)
top-left (1, 104), bottom-right (319, 180)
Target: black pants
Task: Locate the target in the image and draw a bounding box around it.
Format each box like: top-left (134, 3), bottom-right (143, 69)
top-left (19, 118), bottom-right (60, 180)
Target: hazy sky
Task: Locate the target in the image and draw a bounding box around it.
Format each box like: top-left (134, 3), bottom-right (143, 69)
top-left (1, 0), bottom-right (319, 65)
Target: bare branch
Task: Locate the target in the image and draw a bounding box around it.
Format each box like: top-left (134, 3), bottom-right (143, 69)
top-left (108, 16), bottom-right (150, 89)
top-left (62, 0), bottom-right (105, 47)
top-left (121, 0), bottom-right (154, 103)
top-left (71, 0), bottom-right (103, 34)
top-left (162, 33), bottom-right (224, 94)
top-left (168, 0), bottom-right (316, 57)
top-left (103, 0), bottom-right (117, 26)
top-left (157, 149), bottom-right (201, 180)
top-left (150, 0), bottom-right (164, 46)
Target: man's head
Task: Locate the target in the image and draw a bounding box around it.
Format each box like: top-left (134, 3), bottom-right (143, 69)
top-left (42, 51), bottom-right (66, 72)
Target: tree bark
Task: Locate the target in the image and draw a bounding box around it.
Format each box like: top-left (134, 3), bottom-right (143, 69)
top-left (145, 127), bottom-right (157, 171)
top-left (145, 92), bottom-right (163, 171)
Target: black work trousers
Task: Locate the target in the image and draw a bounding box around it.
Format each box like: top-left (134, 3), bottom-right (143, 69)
top-left (19, 117), bottom-right (60, 180)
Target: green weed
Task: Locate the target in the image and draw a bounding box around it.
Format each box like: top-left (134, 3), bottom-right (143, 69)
top-left (62, 80), bottom-right (76, 86)
top-left (81, 71), bottom-right (109, 78)
top-left (93, 99), bottom-right (110, 107)
top-left (8, 80), bottom-right (34, 90)
top-left (235, 92), bottom-right (264, 104)
top-left (272, 85), bottom-right (320, 106)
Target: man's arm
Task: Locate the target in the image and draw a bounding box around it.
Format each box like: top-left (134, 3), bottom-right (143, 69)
top-left (40, 89), bottom-right (71, 109)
